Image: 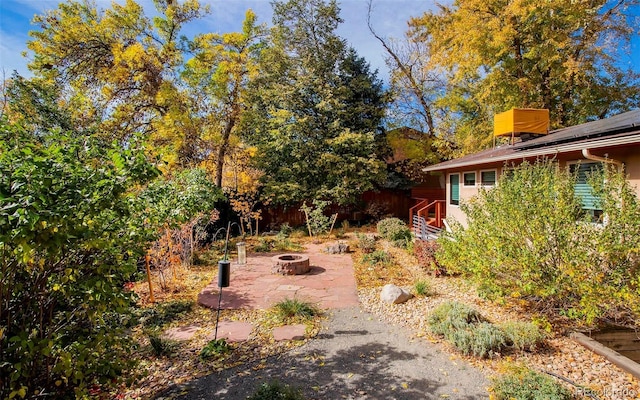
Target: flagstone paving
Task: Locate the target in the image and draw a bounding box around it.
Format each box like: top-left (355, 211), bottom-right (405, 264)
top-left (209, 321), bottom-right (254, 342)
top-left (272, 324), bottom-right (307, 341)
top-left (166, 243), bottom-right (357, 343)
top-left (164, 324), bottom-right (201, 341)
top-left (197, 243), bottom-right (359, 310)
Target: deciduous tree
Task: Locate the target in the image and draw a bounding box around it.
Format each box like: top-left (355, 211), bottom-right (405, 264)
top-left (405, 0), bottom-right (640, 155)
top-left (183, 10), bottom-right (266, 186)
top-left (27, 0), bottom-right (207, 152)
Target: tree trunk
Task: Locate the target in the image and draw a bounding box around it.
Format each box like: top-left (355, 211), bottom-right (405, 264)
top-left (215, 87), bottom-right (240, 188)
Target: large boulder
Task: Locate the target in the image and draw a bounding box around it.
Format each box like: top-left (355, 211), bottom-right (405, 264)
top-left (380, 284), bottom-right (413, 304)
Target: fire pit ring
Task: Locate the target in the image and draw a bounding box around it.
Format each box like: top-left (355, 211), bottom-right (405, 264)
top-left (272, 254), bottom-right (311, 275)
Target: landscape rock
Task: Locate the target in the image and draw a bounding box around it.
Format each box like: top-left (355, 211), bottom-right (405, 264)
top-left (380, 284), bottom-right (413, 304)
top-left (325, 242), bottom-right (350, 254)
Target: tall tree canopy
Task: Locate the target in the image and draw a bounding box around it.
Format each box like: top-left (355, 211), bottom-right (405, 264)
top-left (401, 0), bottom-right (640, 155)
top-left (183, 10), bottom-right (266, 186)
top-left (244, 0), bottom-right (388, 206)
top-left (27, 0), bottom-right (207, 146)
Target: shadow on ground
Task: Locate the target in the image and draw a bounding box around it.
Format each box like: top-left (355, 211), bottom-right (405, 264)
top-left (156, 308), bottom-right (489, 400)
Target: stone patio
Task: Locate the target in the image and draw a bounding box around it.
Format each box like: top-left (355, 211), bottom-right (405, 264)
top-left (197, 243), bottom-right (359, 310)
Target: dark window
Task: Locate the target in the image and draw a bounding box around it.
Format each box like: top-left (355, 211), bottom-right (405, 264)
top-left (463, 172), bottom-right (476, 186)
top-left (570, 162), bottom-right (603, 221)
top-left (450, 174), bottom-right (460, 205)
top-left (481, 170), bottom-right (496, 186)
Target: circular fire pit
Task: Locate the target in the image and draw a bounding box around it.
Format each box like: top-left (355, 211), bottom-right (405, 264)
top-left (272, 254), bottom-right (310, 275)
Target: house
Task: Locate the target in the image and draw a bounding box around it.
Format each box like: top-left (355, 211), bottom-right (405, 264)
top-left (416, 108), bottom-right (640, 239)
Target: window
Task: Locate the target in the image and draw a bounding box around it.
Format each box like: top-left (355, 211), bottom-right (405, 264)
top-left (569, 162), bottom-right (603, 221)
top-left (481, 170), bottom-right (497, 186)
top-left (463, 172), bottom-right (476, 186)
top-left (450, 173), bottom-right (460, 206)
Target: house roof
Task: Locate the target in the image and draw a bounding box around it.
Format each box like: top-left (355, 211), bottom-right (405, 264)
top-left (424, 109), bottom-right (640, 172)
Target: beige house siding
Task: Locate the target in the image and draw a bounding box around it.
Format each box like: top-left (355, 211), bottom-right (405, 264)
top-left (446, 167), bottom-right (502, 227)
top-left (442, 148), bottom-right (640, 228)
top-left (610, 147), bottom-right (640, 198)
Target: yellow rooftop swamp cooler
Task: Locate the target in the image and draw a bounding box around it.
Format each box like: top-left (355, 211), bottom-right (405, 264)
top-left (494, 108), bottom-right (550, 145)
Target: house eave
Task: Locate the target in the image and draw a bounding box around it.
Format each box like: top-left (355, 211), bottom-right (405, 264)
top-left (423, 131), bottom-right (640, 172)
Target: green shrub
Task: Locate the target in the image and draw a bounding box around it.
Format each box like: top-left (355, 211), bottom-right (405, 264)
top-left (450, 323), bottom-right (506, 358)
top-left (248, 380), bottom-right (305, 400)
top-left (272, 298), bottom-right (319, 324)
top-left (491, 368), bottom-right (571, 400)
top-left (499, 321), bottom-right (546, 352)
top-left (377, 217), bottom-right (412, 243)
top-left (437, 160), bottom-right (640, 324)
top-left (148, 334), bottom-right (180, 357)
top-left (428, 302), bottom-right (484, 337)
top-left (362, 250), bottom-right (391, 265)
top-left (0, 126), bottom-right (161, 398)
top-left (200, 338), bottom-right (231, 359)
top-left (254, 237), bottom-right (273, 252)
top-left (413, 279), bottom-right (433, 296)
top-left (278, 222), bottom-right (293, 237)
top-left (300, 200), bottom-right (331, 237)
top-left (356, 233), bottom-right (376, 253)
top-left (273, 238), bottom-right (303, 252)
top-left (392, 237), bottom-right (412, 249)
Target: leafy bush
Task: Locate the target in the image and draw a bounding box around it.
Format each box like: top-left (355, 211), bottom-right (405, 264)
top-left (0, 126), bottom-right (159, 398)
top-left (300, 200), bottom-right (332, 237)
top-left (253, 237), bottom-right (303, 253)
top-left (254, 237), bottom-right (273, 252)
top-left (248, 380), bottom-right (305, 400)
top-left (272, 298), bottom-right (319, 324)
top-left (499, 321), bottom-right (546, 352)
top-left (278, 222), bottom-right (293, 238)
top-left (142, 169), bottom-right (224, 273)
top-left (356, 233), bottom-right (376, 253)
top-left (491, 368), bottom-right (571, 400)
top-left (200, 339), bottom-right (231, 359)
top-left (377, 217), bottom-right (412, 244)
top-left (272, 238), bottom-right (303, 252)
top-left (413, 279), bottom-right (433, 296)
top-left (437, 160), bottom-right (640, 324)
top-left (362, 250), bottom-right (391, 265)
top-left (148, 334), bottom-right (180, 357)
top-left (428, 302), bottom-right (484, 337)
top-left (365, 200), bottom-right (390, 221)
top-left (414, 240), bottom-right (447, 276)
top-left (450, 323), bottom-right (506, 358)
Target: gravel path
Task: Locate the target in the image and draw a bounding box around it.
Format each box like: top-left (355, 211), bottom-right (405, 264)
top-left (162, 306), bottom-right (489, 400)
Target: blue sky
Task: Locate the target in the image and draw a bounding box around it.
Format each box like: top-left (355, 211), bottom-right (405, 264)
top-left (0, 0), bottom-right (440, 81)
top-left (0, 0), bottom-right (638, 83)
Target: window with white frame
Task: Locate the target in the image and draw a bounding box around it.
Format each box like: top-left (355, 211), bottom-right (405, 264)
top-left (480, 170), bottom-right (497, 186)
top-left (569, 162), bottom-right (604, 222)
top-left (463, 172), bottom-right (476, 186)
top-left (449, 173), bottom-right (460, 206)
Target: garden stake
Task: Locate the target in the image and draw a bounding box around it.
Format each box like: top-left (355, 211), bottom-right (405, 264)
top-left (302, 207), bottom-right (313, 237)
top-left (326, 213), bottom-right (338, 238)
top-left (214, 287), bottom-right (223, 340)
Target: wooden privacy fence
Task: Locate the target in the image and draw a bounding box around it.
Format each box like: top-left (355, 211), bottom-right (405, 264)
top-left (259, 189), bottom-right (415, 229)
